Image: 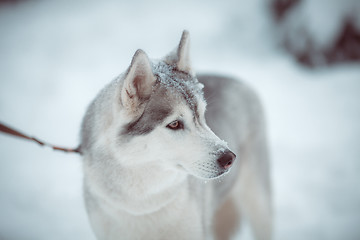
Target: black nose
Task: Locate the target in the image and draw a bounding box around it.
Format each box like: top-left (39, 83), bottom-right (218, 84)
top-left (217, 151), bottom-right (236, 170)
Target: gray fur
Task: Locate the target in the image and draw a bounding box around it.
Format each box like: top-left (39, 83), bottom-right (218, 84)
top-left (80, 31), bottom-right (271, 240)
top-left (121, 83), bottom-right (173, 136)
top-left (121, 62), bottom-right (204, 136)
top-left (199, 74), bottom-right (271, 191)
top-left (153, 62), bottom-right (203, 121)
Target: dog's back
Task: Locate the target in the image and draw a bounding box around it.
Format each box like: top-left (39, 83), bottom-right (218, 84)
top-left (198, 74), bottom-right (272, 239)
top-left (200, 74), bottom-right (270, 188)
top-left (81, 32), bottom-right (271, 240)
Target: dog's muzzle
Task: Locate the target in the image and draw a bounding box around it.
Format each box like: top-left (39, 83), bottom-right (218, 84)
top-left (217, 150), bottom-right (236, 170)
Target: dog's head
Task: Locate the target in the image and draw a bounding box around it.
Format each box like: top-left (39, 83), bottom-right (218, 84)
top-left (111, 31), bottom-right (236, 179)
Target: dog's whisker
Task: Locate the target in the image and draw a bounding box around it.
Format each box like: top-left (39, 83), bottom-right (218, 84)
top-left (80, 31), bottom-right (271, 240)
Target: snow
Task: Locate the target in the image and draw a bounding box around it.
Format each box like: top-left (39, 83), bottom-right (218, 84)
top-left (0, 0), bottom-right (359, 239)
top-left (152, 60), bottom-right (204, 111)
top-left (275, 0), bottom-right (360, 60)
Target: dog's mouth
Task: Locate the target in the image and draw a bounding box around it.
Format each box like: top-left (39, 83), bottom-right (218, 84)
top-left (204, 168), bottom-right (230, 179)
top-left (176, 163), bottom-right (230, 180)
top-left (175, 164), bottom-right (188, 173)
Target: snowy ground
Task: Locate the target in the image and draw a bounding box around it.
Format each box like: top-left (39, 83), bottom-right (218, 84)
top-left (0, 0), bottom-right (359, 239)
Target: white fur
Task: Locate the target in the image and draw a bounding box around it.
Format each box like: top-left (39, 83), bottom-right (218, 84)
top-left (81, 31), bottom-right (272, 240)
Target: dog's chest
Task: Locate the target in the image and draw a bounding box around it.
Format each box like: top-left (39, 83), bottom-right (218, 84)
top-left (92, 189), bottom-right (206, 240)
top-left (120, 206), bottom-right (203, 239)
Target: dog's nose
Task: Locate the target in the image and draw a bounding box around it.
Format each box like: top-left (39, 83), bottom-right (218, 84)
top-left (217, 151), bottom-right (236, 170)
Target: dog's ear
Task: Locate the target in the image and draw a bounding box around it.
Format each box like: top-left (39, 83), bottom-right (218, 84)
top-left (164, 30), bottom-right (193, 75)
top-left (121, 49), bottom-right (156, 112)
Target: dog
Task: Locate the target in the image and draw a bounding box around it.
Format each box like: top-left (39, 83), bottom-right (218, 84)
top-left (80, 30), bottom-right (272, 240)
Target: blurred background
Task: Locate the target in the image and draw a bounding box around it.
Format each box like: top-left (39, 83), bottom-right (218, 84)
top-left (0, 0), bottom-right (359, 239)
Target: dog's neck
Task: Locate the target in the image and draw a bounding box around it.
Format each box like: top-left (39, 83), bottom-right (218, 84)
top-left (84, 156), bottom-right (188, 216)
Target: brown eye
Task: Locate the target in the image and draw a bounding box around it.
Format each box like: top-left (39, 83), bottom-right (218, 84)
top-left (167, 120), bottom-right (184, 130)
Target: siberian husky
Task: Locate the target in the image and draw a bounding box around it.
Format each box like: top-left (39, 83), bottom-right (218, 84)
top-left (80, 31), bottom-right (272, 240)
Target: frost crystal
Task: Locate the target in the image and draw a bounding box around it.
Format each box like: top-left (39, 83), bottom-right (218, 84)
top-left (151, 60), bottom-right (204, 110)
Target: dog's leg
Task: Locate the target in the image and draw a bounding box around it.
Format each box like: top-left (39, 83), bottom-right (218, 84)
top-left (214, 196), bottom-right (241, 240)
top-left (237, 131), bottom-right (272, 240)
top-left (239, 165), bottom-right (272, 240)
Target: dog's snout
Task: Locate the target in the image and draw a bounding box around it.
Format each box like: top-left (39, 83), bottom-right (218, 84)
top-left (217, 151), bottom-right (236, 170)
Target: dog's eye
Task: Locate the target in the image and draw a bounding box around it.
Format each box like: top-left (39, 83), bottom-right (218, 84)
top-left (167, 120), bottom-right (184, 130)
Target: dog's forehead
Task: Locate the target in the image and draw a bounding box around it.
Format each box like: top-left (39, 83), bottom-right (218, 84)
top-left (152, 61), bottom-right (205, 115)
top-left (121, 62), bottom-right (205, 137)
